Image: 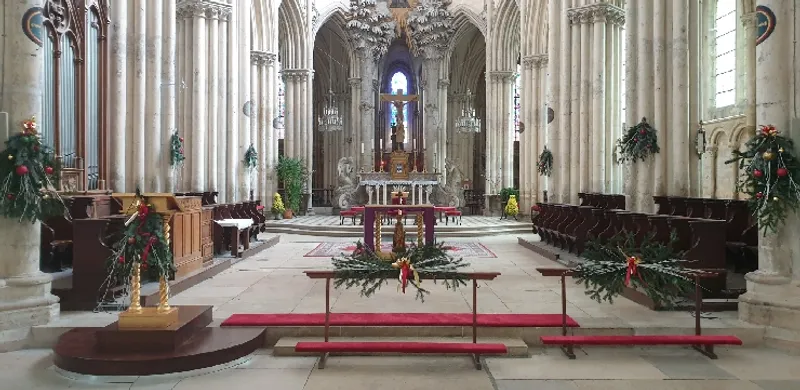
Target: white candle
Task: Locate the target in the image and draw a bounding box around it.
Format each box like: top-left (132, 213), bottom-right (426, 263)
top-left (370, 138), bottom-right (374, 150)
top-left (361, 142), bottom-right (364, 154)
top-left (434, 142), bottom-right (437, 152)
top-left (423, 137), bottom-right (426, 149)
top-left (413, 139), bottom-right (417, 150)
top-left (380, 139), bottom-right (384, 150)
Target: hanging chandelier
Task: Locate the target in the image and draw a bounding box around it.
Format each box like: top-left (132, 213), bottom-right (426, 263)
top-left (318, 89), bottom-right (344, 132)
top-left (456, 89), bottom-right (481, 134)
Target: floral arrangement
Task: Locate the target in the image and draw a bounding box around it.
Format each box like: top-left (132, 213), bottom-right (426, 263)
top-left (169, 131), bottom-right (185, 167)
top-left (726, 125), bottom-right (800, 234)
top-left (537, 146), bottom-right (553, 177)
top-left (243, 144), bottom-right (258, 171)
top-left (504, 194), bottom-right (519, 217)
top-left (271, 192), bottom-right (285, 217)
top-left (0, 117), bottom-right (65, 223)
top-left (332, 241), bottom-right (469, 302)
top-left (615, 117), bottom-right (660, 164)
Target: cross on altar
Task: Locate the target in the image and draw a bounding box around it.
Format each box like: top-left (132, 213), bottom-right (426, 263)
top-left (381, 89), bottom-right (418, 151)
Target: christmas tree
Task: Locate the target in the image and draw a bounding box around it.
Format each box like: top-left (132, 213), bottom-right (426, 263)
top-left (504, 194), bottom-right (519, 217)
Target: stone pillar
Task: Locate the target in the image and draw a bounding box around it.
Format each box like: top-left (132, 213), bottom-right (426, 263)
top-left (556, 0), bottom-right (571, 204)
top-left (359, 55), bottom-right (376, 173)
top-left (590, 9), bottom-right (606, 193)
top-left (349, 77), bottom-right (362, 165)
top-left (520, 54), bottom-right (547, 210)
top-left (236, 0), bottom-right (251, 201)
top-left (739, 0), bottom-right (800, 351)
top-left (145, 0), bottom-right (163, 191)
top-left (190, 6), bottom-right (208, 191)
top-left (225, 4), bottom-right (239, 202)
top-left (217, 10), bottom-right (230, 201)
top-left (422, 59), bottom-right (443, 173)
top-left (568, 10), bottom-right (581, 204)
top-left (163, 0), bottom-right (178, 192)
top-left (578, 10), bottom-right (591, 196)
top-left (109, 0), bottom-right (128, 191)
top-left (0, 0), bottom-right (61, 350)
top-left (207, 10), bottom-right (220, 194)
top-left (438, 78), bottom-right (450, 181)
top-left (132, 1), bottom-right (147, 189)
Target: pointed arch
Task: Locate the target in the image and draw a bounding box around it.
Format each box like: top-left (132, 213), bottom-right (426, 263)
top-left (278, 0), bottom-right (310, 68)
top-left (488, 0), bottom-right (520, 71)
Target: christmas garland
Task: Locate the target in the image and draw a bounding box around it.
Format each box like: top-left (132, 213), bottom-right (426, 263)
top-left (615, 117), bottom-right (660, 164)
top-left (726, 125), bottom-right (800, 235)
top-left (244, 144), bottom-right (258, 170)
top-left (169, 131), bottom-right (185, 167)
top-left (537, 146), bottom-right (553, 177)
top-left (332, 241), bottom-right (470, 302)
top-left (0, 117), bottom-right (66, 223)
top-left (105, 191), bottom-right (175, 287)
top-left (574, 231), bottom-right (701, 308)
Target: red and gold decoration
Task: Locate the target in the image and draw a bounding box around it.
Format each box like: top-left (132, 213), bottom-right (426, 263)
top-left (727, 124), bottom-right (800, 234)
top-left (104, 190), bottom-right (178, 328)
top-left (614, 117), bottom-right (661, 164)
top-left (573, 232), bottom-right (701, 307)
top-left (0, 117), bottom-right (65, 222)
top-left (332, 209), bottom-right (469, 301)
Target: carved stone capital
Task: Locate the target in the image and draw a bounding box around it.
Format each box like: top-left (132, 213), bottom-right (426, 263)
top-left (250, 50), bottom-right (273, 66)
top-left (438, 79), bottom-right (450, 89)
top-left (360, 101), bottom-right (374, 112)
top-left (567, 3), bottom-right (625, 26)
top-left (281, 69), bottom-right (314, 83)
top-left (488, 71), bottom-right (514, 83)
top-left (177, 0), bottom-right (233, 20)
top-left (705, 146), bottom-right (719, 157)
top-left (348, 77), bottom-right (362, 88)
top-left (741, 12), bottom-right (758, 28)
top-left (522, 54), bottom-right (549, 70)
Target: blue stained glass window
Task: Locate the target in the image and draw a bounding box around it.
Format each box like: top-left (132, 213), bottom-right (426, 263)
top-left (389, 71), bottom-right (409, 143)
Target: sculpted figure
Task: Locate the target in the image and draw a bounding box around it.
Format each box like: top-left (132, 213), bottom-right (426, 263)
top-left (334, 157), bottom-right (358, 208)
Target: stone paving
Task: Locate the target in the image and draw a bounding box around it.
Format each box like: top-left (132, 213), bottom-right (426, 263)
top-left (6, 233), bottom-right (800, 389)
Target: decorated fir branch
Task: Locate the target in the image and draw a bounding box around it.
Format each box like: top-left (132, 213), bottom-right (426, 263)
top-left (104, 190), bottom-right (176, 286)
top-left (725, 125), bottom-right (800, 235)
top-left (537, 146), bottom-right (554, 177)
top-left (0, 117), bottom-right (66, 223)
top-left (574, 231), bottom-right (702, 308)
top-left (169, 131), bottom-right (185, 167)
top-left (614, 117), bottom-right (660, 164)
top-left (244, 144), bottom-right (258, 170)
top-left (331, 241), bottom-right (470, 302)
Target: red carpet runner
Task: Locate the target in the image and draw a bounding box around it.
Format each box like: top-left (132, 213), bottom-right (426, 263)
top-left (221, 313), bottom-right (580, 328)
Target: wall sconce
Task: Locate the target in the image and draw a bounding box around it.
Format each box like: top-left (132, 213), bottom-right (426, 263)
top-left (695, 121), bottom-right (706, 158)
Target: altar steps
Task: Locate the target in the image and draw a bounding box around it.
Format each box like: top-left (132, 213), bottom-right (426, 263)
top-left (263, 217), bottom-right (532, 238)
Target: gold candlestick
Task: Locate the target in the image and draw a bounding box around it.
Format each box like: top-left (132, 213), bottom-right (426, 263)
top-left (158, 214), bottom-right (173, 313)
top-left (127, 262), bottom-right (143, 313)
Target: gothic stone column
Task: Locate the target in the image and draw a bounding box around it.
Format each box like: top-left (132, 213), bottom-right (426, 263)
top-left (0, 0), bottom-right (61, 350)
top-left (738, 0), bottom-right (800, 351)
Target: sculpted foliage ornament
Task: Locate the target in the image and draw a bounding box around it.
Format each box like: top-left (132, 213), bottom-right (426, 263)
top-left (346, 0), bottom-right (396, 60)
top-left (407, 0), bottom-right (455, 58)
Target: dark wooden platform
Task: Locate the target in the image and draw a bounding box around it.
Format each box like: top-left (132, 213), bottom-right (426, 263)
top-left (53, 305), bottom-right (265, 376)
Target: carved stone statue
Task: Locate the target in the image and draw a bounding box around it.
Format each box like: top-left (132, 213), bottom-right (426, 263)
top-left (334, 157), bottom-right (359, 208)
top-left (435, 159), bottom-right (465, 207)
top-left (392, 213), bottom-right (406, 254)
top-left (392, 101), bottom-right (406, 150)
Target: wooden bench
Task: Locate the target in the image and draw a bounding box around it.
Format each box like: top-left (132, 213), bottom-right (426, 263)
top-left (301, 270), bottom-right (510, 369)
top-left (534, 267), bottom-right (742, 359)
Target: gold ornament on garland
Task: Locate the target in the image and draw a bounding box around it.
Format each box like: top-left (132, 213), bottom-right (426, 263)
top-left (726, 124), bottom-right (800, 235)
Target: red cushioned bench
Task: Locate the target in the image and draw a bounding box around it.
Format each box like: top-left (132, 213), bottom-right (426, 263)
top-left (293, 270), bottom-right (559, 369)
top-left (445, 210), bottom-right (462, 225)
top-left (534, 267), bottom-right (742, 359)
top-left (339, 209), bottom-right (358, 225)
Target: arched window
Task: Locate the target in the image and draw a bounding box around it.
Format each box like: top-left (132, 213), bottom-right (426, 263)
top-left (713, 0), bottom-right (737, 108)
top-left (389, 71), bottom-right (409, 143)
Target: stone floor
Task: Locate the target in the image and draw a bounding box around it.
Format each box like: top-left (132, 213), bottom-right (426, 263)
top-left (265, 215), bottom-right (530, 228)
top-left (7, 232), bottom-right (800, 389)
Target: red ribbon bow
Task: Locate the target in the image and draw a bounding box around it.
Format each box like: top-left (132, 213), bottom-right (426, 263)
top-left (624, 256), bottom-right (644, 287)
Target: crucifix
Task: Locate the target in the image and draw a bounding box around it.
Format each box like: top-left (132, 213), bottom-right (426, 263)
top-left (380, 89), bottom-right (418, 152)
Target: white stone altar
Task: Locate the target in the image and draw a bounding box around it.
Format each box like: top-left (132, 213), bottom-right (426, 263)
top-left (358, 171), bottom-right (441, 205)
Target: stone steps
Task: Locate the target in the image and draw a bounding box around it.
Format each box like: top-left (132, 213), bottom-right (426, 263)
top-left (272, 336), bottom-right (529, 357)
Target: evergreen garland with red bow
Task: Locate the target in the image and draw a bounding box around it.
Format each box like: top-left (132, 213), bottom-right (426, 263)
top-left (574, 232), bottom-right (701, 307)
top-left (726, 125), bottom-right (800, 235)
top-left (331, 241), bottom-right (469, 302)
top-left (169, 131), bottom-right (185, 167)
top-left (0, 117), bottom-right (65, 222)
top-left (614, 117), bottom-right (661, 164)
top-left (105, 191), bottom-right (175, 285)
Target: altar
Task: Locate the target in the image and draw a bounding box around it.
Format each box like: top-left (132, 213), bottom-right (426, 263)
top-left (359, 171), bottom-right (440, 205)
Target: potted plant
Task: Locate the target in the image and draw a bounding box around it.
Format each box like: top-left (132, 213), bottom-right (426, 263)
top-left (275, 156), bottom-right (308, 219)
top-left (499, 187), bottom-right (520, 220)
top-left (271, 193), bottom-right (285, 220)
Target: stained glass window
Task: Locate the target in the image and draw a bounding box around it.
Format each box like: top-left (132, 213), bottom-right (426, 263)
top-left (514, 65), bottom-right (521, 141)
top-left (278, 64), bottom-right (286, 140)
top-left (389, 71), bottom-right (409, 143)
top-left (714, 0), bottom-right (736, 108)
